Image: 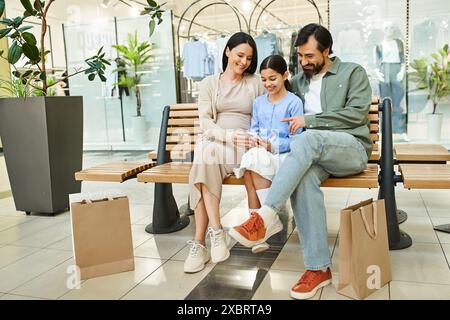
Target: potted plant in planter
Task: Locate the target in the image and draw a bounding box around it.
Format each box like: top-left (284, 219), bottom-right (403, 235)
top-left (409, 44), bottom-right (450, 142)
top-left (0, 0), bottom-right (109, 215)
top-left (113, 32), bottom-right (155, 144)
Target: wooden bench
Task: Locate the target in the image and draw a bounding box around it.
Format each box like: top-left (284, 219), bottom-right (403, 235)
top-left (136, 97), bottom-right (426, 247)
top-left (75, 97), bottom-right (450, 247)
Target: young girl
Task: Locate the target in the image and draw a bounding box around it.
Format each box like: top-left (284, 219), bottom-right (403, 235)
top-left (231, 55), bottom-right (304, 252)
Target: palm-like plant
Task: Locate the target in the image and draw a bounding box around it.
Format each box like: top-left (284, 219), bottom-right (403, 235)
top-left (113, 32), bottom-right (155, 117)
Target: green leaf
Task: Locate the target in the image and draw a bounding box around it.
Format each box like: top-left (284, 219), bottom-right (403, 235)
top-left (88, 73), bottom-right (95, 81)
top-left (18, 25), bottom-right (33, 32)
top-left (147, 0), bottom-right (157, 7)
top-left (149, 19), bottom-right (155, 37)
top-left (20, 0), bottom-right (34, 15)
top-left (0, 0), bottom-right (4, 17)
top-left (8, 41), bottom-right (23, 64)
top-left (33, 0), bottom-right (43, 11)
top-left (0, 18), bottom-right (13, 26)
top-left (39, 71), bottom-right (46, 81)
top-left (0, 28), bottom-right (11, 38)
top-left (12, 17), bottom-right (25, 28)
top-left (12, 71), bottom-right (22, 78)
top-left (22, 43), bottom-right (39, 61)
top-left (22, 32), bottom-right (37, 45)
top-left (99, 74), bottom-right (106, 82)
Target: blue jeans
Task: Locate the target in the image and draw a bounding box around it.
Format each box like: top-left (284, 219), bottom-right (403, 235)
top-left (265, 130), bottom-right (368, 270)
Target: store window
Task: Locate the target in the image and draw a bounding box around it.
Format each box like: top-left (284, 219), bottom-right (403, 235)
top-left (408, 0), bottom-right (450, 141)
top-left (330, 0), bottom-right (408, 137)
top-left (63, 12), bottom-right (177, 150)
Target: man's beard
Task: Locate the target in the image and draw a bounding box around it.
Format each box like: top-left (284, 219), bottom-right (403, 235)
top-left (302, 59), bottom-right (325, 79)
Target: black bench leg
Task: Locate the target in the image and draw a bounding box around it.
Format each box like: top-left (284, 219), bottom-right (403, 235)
top-left (379, 98), bottom-right (412, 250)
top-left (145, 183), bottom-right (190, 234)
top-left (397, 209), bottom-right (408, 224)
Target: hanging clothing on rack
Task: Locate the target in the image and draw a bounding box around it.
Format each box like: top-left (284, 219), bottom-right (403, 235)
top-left (182, 38), bottom-right (209, 80)
top-left (255, 31), bottom-right (282, 69)
top-left (215, 35), bottom-right (230, 74)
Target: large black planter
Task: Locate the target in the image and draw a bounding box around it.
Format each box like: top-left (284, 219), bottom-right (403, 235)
top-left (0, 96), bottom-right (83, 215)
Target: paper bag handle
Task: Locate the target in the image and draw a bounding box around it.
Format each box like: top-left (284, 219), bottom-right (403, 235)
top-left (359, 202), bottom-right (378, 240)
top-left (80, 197), bottom-right (115, 204)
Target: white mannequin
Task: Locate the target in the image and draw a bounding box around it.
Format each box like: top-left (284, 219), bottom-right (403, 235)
top-left (374, 21), bottom-right (405, 82)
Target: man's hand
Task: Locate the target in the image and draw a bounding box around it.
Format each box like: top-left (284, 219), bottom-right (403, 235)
top-left (281, 116), bottom-right (305, 134)
top-left (232, 130), bottom-right (256, 149)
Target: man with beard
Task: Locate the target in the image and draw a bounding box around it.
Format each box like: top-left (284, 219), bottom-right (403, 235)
top-left (228, 24), bottom-right (372, 299)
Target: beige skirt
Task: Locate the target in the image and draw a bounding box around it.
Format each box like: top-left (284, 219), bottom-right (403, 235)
top-left (189, 135), bottom-right (246, 210)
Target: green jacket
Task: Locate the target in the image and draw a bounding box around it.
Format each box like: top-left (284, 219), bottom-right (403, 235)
top-left (290, 57), bottom-right (373, 158)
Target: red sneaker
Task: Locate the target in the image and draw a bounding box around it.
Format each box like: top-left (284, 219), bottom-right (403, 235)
top-left (228, 212), bottom-right (282, 248)
top-left (290, 268), bottom-right (332, 300)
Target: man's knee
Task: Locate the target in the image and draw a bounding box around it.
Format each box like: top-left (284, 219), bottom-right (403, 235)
top-left (291, 130), bottom-right (321, 153)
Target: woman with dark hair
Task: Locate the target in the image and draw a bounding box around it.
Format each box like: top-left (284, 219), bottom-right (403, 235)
top-left (230, 55), bottom-right (304, 253)
top-left (184, 32), bottom-right (265, 273)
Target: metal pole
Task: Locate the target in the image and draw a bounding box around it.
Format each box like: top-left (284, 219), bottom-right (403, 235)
top-left (378, 98), bottom-right (412, 250)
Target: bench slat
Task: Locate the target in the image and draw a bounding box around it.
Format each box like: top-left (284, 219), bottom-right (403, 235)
top-left (75, 161), bottom-right (154, 182)
top-left (169, 110), bottom-right (199, 118)
top-left (168, 119), bottom-right (200, 126)
top-left (169, 104), bottom-right (198, 110)
top-left (138, 163), bottom-right (379, 188)
top-left (394, 144), bottom-right (450, 162)
top-left (400, 164), bottom-right (450, 189)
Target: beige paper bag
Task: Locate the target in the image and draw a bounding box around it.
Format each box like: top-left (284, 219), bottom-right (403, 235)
top-left (70, 193), bottom-right (134, 280)
top-left (337, 198), bottom-right (392, 300)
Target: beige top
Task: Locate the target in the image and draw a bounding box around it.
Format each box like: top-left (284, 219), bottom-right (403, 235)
top-left (197, 73), bottom-right (265, 140)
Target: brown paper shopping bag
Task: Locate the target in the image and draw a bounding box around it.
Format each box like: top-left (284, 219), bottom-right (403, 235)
top-left (337, 198), bottom-right (392, 300)
top-left (69, 192), bottom-right (135, 280)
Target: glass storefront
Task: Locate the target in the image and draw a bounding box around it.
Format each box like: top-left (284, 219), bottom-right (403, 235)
top-left (63, 12), bottom-right (177, 150)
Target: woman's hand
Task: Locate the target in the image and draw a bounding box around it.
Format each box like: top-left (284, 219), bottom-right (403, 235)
top-left (232, 130), bottom-right (255, 149)
top-left (281, 116), bottom-right (305, 134)
top-left (256, 137), bottom-right (272, 152)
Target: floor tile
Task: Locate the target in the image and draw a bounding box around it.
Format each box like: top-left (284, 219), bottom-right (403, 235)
top-left (131, 225), bottom-right (154, 249)
top-left (0, 216), bottom-right (35, 232)
top-left (252, 269), bottom-right (320, 300)
top-left (0, 216), bottom-right (66, 245)
top-left (390, 281), bottom-right (450, 300)
top-left (121, 260), bottom-right (213, 300)
top-left (46, 236), bottom-right (73, 251)
top-left (11, 259), bottom-right (82, 299)
top-left (12, 220), bottom-right (71, 248)
top-left (0, 245), bottom-right (40, 269)
top-left (400, 216), bottom-right (439, 244)
top-left (0, 248), bottom-right (72, 292)
top-left (59, 257), bottom-right (164, 300)
top-left (431, 219), bottom-right (450, 244)
top-left (271, 232), bottom-right (337, 273)
top-left (133, 234), bottom-right (190, 260)
top-left (390, 243), bottom-right (450, 285)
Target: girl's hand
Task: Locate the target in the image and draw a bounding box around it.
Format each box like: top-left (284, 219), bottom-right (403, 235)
top-left (257, 137), bottom-right (272, 152)
top-left (281, 116), bottom-right (305, 134)
top-left (232, 130), bottom-right (255, 149)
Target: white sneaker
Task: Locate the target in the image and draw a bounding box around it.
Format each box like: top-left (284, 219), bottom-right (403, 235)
top-left (184, 240), bottom-right (210, 273)
top-left (208, 227), bottom-right (230, 263)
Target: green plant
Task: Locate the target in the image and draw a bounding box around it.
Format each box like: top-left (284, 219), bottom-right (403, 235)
top-left (409, 44), bottom-right (450, 114)
top-left (0, 0), bottom-right (109, 96)
top-left (0, 76), bottom-right (34, 97)
top-left (140, 0), bottom-right (166, 37)
top-left (113, 32), bottom-right (155, 117)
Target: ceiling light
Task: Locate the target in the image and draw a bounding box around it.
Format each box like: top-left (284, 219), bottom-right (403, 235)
top-left (241, 0), bottom-right (252, 14)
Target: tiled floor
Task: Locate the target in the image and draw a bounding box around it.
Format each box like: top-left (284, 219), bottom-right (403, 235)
top-left (0, 152), bottom-right (449, 300)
